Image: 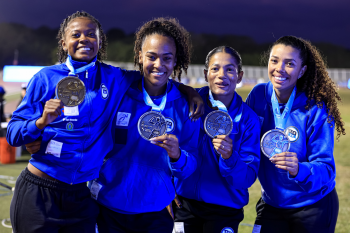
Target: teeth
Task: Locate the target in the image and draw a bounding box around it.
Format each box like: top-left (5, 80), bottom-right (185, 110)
top-left (80, 47), bottom-right (90, 51)
top-left (274, 76), bottom-right (286, 81)
top-left (153, 72), bottom-right (164, 75)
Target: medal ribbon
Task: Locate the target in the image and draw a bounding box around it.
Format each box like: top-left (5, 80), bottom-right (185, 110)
top-left (65, 55), bottom-right (96, 77)
top-left (271, 86), bottom-right (296, 130)
top-left (208, 90), bottom-right (228, 112)
top-left (142, 78), bottom-right (168, 112)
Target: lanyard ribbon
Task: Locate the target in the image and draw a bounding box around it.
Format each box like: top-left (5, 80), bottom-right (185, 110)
top-left (271, 86), bottom-right (296, 130)
top-left (65, 55), bottom-right (96, 77)
top-left (142, 78), bottom-right (168, 112)
top-left (208, 90), bottom-right (228, 112)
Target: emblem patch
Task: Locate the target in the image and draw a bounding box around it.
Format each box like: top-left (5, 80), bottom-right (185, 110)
top-left (101, 83), bottom-right (109, 100)
top-left (221, 227), bottom-right (234, 233)
top-left (116, 112), bottom-right (131, 127)
top-left (284, 126), bottom-right (299, 142)
top-left (66, 122), bottom-right (74, 131)
top-left (165, 117), bottom-right (175, 133)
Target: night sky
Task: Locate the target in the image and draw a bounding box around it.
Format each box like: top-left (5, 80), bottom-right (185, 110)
top-left (0, 0), bottom-right (349, 48)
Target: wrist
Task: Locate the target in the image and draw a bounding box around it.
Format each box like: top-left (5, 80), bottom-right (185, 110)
top-left (170, 149), bottom-right (181, 162)
top-left (35, 118), bottom-right (46, 129)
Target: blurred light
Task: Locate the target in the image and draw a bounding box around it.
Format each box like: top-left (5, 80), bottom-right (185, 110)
top-left (3, 65), bottom-right (46, 82)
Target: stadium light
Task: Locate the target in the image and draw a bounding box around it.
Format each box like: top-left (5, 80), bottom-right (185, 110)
top-left (3, 65), bottom-right (46, 82)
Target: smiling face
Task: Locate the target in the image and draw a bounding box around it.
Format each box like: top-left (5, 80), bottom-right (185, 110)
top-left (205, 52), bottom-right (243, 101)
top-left (139, 34), bottom-right (176, 94)
top-left (268, 44), bottom-right (307, 96)
top-left (61, 17), bottom-right (101, 63)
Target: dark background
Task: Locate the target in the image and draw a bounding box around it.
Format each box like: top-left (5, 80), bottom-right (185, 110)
top-left (0, 0), bottom-right (349, 68)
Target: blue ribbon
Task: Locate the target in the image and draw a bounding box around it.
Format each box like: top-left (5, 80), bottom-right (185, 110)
top-left (142, 78), bottom-right (168, 112)
top-left (208, 90), bottom-right (228, 112)
top-left (271, 86), bottom-right (296, 130)
top-left (65, 55), bottom-right (96, 77)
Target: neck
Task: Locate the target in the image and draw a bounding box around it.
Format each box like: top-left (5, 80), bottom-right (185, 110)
top-left (274, 86), bottom-right (294, 104)
top-left (211, 92), bottom-right (235, 109)
top-left (141, 79), bottom-right (167, 96)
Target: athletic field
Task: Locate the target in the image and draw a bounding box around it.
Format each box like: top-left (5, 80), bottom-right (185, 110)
top-left (0, 86), bottom-right (349, 233)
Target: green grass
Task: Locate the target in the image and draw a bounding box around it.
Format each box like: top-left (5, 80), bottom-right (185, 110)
top-left (0, 87), bottom-right (349, 233)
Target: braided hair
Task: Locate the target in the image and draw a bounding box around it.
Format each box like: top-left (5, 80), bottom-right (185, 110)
top-left (266, 36), bottom-right (345, 139)
top-left (133, 17), bottom-right (191, 81)
top-left (56, 11), bottom-right (107, 63)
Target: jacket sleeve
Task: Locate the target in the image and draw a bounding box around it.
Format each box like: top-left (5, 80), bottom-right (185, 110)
top-left (168, 116), bottom-right (200, 180)
top-left (6, 75), bottom-right (47, 146)
top-left (219, 114), bottom-right (261, 189)
top-left (289, 115), bottom-right (336, 192)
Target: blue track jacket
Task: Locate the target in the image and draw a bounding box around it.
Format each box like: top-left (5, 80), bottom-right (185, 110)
top-left (7, 60), bottom-right (140, 184)
top-left (246, 82), bottom-right (336, 208)
top-left (174, 86), bottom-right (261, 209)
top-left (92, 79), bottom-right (200, 214)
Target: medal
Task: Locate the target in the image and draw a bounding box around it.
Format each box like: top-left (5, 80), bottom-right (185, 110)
top-left (55, 77), bottom-right (86, 106)
top-left (56, 55), bottom-right (96, 106)
top-left (137, 78), bottom-right (168, 141)
top-left (260, 86), bottom-right (296, 158)
top-left (204, 90), bottom-right (233, 138)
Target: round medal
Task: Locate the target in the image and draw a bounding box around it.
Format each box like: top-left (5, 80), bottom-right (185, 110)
top-left (204, 110), bottom-right (233, 138)
top-left (137, 111), bottom-right (167, 141)
top-left (55, 77), bottom-right (86, 107)
top-left (260, 129), bottom-right (290, 158)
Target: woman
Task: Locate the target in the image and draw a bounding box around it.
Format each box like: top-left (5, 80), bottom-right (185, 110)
top-left (246, 36), bottom-right (344, 233)
top-left (92, 18), bottom-right (200, 233)
top-left (173, 46), bottom-right (261, 233)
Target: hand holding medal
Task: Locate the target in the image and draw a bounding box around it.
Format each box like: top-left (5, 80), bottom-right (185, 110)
top-left (150, 134), bottom-right (181, 161)
top-left (270, 152), bottom-right (299, 176)
top-left (212, 135), bottom-right (233, 159)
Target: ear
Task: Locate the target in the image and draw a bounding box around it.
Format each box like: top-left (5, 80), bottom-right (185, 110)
top-left (204, 69), bottom-right (208, 82)
top-left (61, 39), bottom-right (67, 51)
top-left (237, 71), bottom-right (244, 84)
top-left (138, 51), bottom-right (143, 64)
top-left (298, 65), bottom-right (307, 79)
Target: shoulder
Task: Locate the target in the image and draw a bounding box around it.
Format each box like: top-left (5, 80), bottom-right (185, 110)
top-left (248, 82), bottom-right (268, 98)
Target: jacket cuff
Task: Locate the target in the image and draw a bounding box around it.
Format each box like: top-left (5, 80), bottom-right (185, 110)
top-left (289, 162), bottom-right (311, 182)
top-left (220, 149), bottom-right (239, 169)
top-left (27, 119), bottom-right (43, 137)
top-left (169, 149), bottom-right (187, 170)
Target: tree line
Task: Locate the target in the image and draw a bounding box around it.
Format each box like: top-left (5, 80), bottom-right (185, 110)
top-left (1, 22), bottom-right (349, 68)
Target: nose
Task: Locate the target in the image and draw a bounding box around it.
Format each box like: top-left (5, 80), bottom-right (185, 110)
top-left (79, 34), bottom-right (89, 43)
top-left (218, 67), bottom-right (226, 79)
top-left (154, 58), bottom-right (164, 68)
top-left (276, 62), bottom-right (285, 73)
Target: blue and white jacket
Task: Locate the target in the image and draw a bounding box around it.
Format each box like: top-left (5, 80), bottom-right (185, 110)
top-left (246, 82), bottom-right (336, 208)
top-left (92, 79), bottom-right (199, 214)
top-left (7, 59), bottom-right (140, 184)
top-left (174, 86), bottom-right (261, 209)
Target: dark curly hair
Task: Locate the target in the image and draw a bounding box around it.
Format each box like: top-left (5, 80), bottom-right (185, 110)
top-left (204, 46), bottom-right (243, 73)
top-left (265, 35), bottom-right (345, 139)
top-left (133, 17), bottom-right (191, 81)
top-left (56, 11), bottom-right (107, 63)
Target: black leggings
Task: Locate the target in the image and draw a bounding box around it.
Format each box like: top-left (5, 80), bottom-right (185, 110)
top-left (254, 188), bottom-right (339, 233)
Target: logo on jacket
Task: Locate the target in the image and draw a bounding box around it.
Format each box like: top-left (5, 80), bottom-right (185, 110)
top-left (284, 126), bottom-right (299, 142)
top-left (221, 227), bottom-right (234, 233)
top-left (165, 117), bottom-right (175, 133)
top-left (116, 112), bottom-right (131, 127)
top-left (66, 122), bottom-right (74, 131)
top-left (101, 83), bottom-right (109, 100)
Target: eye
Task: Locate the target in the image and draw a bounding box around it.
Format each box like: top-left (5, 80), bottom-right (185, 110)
top-left (88, 32), bottom-right (96, 37)
top-left (164, 56), bottom-right (172, 61)
top-left (287, 62), bottom-right (295, 67)
top-left (72, 33), bottom-right (80, 38)
top-left (147, 55), bottom-right (156, 60)
top-left (211, 67), bottom-right (218, 71)
top-left (270, 59), bottom-right (278, 63)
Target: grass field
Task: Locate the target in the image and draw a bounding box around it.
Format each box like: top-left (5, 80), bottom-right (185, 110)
top-left (0, 86), bottom-right (349, 233)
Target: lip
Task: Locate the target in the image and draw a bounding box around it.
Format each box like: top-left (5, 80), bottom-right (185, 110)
top-left (215, 82), bottom-right (229, 88)
top-left (272, 75), bottom-right (288, 84)
top-left (76, 47), bottom-right (92, 52)
top-left (150, 71), bottom-right (167, 78)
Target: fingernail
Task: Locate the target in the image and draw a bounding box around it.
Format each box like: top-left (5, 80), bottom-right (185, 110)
top-left (214, 136), bottom-right (217, 139)
top-left (150, 141), bottom-right (156, 144)
top-left (189, 112), bottom-right (192, 117)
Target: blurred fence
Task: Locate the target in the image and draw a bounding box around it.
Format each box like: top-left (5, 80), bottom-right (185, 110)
top-left (106, 61), bottom-right (350, 87)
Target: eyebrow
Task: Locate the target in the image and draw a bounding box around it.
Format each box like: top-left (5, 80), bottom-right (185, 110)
top-left (210, 63), bottom-right (236, 67)
top-left (271, 55), bottom-right (296, 62)
top-left (146, 51), bottom-right (174, 56)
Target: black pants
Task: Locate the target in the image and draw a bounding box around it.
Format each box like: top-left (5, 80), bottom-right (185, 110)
top-left (97, 204), bottom-right (174, 233)
top-left (10, 168), bottom-right (99, 233)
top-left (174, 196), bottom-right (244, 233)
top-left (254, 188), bottom-right (339, 233)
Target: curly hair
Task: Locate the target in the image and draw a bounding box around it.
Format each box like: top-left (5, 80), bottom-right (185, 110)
top-left (56, 11), bottom-right (107, 63)
top-left (133, 17), bottom-right (191, 81)
top-left (265, 36), bottom-right (345, 139)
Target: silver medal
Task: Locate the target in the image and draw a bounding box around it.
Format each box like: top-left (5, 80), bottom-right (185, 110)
top-left (55, 76), bottom-right (86, 107)
top-left (137, 111), bottom-right (167, 141)
top-left (204, 110), bottom-right (233, 138)
top-left (260, 129), bottom-right (290, 158)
